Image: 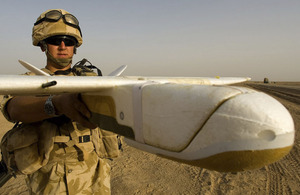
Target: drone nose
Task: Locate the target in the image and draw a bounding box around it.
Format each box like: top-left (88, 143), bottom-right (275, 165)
top-left (188, 89), bottom-right (295, 171)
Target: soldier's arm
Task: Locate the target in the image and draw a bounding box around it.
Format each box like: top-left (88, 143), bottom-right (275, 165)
top-left (7, 96), bottom-right (48, 122)
top-left (6, 94), bottom-right (96, 129)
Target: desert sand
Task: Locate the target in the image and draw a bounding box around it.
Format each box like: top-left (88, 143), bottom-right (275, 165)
top-left (0, 82), bottom-right (299, 195)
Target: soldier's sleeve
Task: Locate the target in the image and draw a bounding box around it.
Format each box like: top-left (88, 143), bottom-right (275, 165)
top-left (0, 95), bottom-right (15, 123)
top-left (0, 71), bottom-right (40, 123)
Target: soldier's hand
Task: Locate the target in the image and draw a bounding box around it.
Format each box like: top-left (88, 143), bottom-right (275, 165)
top-left (52, 93), bottom-right (97, 129)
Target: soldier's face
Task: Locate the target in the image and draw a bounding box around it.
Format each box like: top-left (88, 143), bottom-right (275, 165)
top-left (47, 41), bottom-right (75, 59)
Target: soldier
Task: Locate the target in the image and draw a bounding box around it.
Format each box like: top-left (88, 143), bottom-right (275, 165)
top-left (0, 9), bottom-right (118, 194)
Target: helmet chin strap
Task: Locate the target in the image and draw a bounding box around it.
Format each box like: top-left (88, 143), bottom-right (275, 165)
top-left (46, 51), bottom-right (72, 68)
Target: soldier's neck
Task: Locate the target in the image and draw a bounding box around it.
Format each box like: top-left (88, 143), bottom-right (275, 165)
top-left (46, 60), bottom-right (71, 73)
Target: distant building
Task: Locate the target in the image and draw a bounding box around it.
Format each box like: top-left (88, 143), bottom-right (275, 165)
top-left (264, 78), bottom-right (269, 83)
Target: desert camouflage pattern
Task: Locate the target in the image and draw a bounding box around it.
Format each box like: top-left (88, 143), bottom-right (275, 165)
top-left (26, 122), bottom-right (111, 195)
top-left (32, 9), bottom-right (83, 47)
top-left (0, 68), bottom-right (115, 194)
top-left (1, 97), bottom-right (112, 195)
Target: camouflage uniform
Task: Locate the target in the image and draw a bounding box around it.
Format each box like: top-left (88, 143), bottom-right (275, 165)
top-left (1, 69), bottom-right (111, 195)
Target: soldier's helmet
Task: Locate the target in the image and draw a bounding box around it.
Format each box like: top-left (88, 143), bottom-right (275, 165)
top-left (32, 9), bottom-right (82, 47)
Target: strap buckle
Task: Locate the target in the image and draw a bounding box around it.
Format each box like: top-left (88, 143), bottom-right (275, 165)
top-left (78, 135), bottom-right (91, 143)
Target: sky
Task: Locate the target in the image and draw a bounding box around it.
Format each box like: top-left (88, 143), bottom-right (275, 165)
top-left (0, 0), bottom-right (299, 81)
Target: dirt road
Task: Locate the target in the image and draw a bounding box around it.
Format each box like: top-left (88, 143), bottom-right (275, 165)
top-left (0, 82), bottom-right (299, 195)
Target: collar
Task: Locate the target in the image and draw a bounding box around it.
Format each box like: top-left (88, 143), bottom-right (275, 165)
top-left (54, 68), bottom-right (73, 75)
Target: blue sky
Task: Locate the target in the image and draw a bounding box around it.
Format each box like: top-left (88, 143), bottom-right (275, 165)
top-left (0, 0), bottom-right (299, 81)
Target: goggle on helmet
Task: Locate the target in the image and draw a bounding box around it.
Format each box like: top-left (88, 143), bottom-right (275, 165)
top-left (32, 9), bottom-right (83, 47)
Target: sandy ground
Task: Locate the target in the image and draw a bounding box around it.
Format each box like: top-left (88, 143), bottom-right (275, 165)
top-left (0, 82), bottom-right (299, 195)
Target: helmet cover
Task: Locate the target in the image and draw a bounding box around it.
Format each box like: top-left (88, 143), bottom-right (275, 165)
top-left (32, 9), bottom-right (82, 47)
